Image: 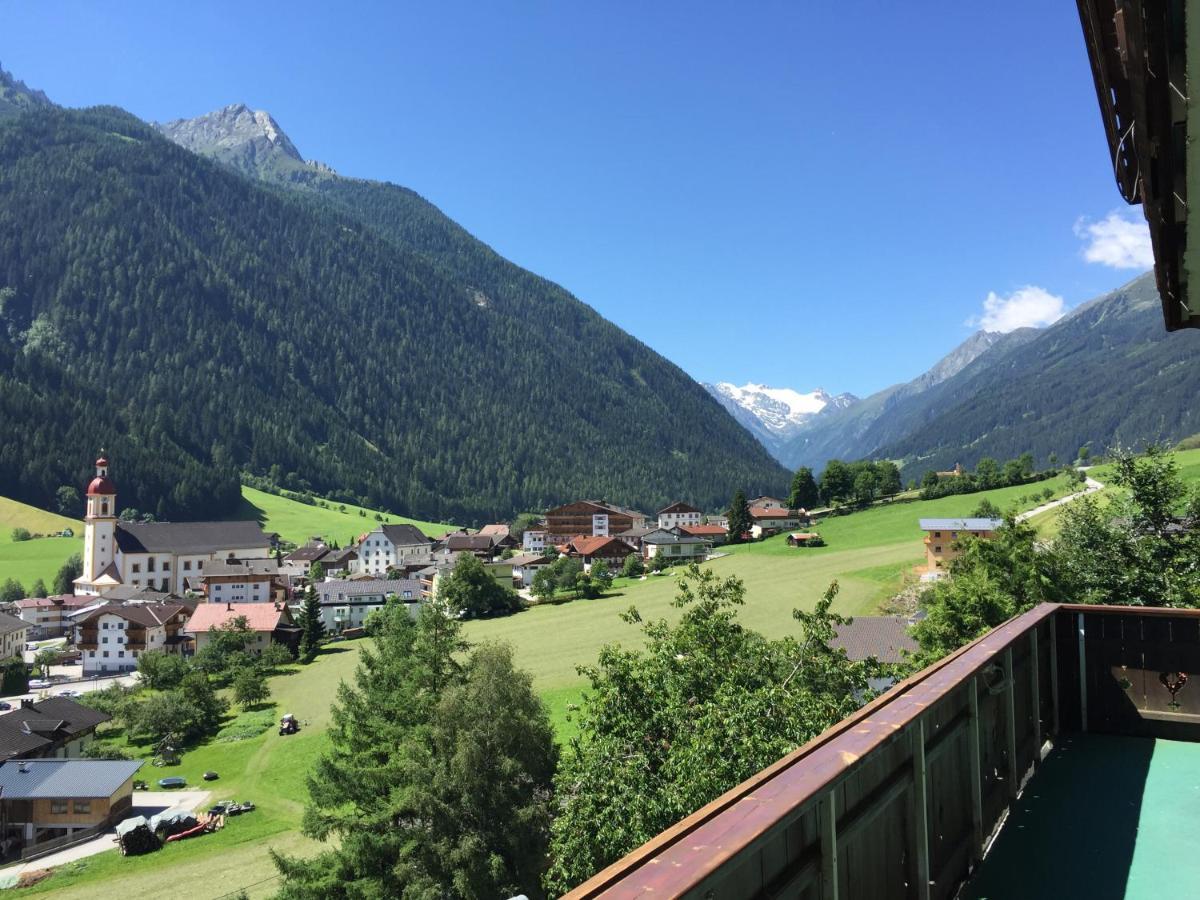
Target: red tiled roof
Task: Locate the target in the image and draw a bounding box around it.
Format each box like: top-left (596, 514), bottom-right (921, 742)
top-left (568, 536), bottom-right (632, 556)
top-left (749, 507), bottom-right (800, 519)
top-left (681, 525), bottom-right (728, 536)
top-left (184, 603), bottom-right (288, 634)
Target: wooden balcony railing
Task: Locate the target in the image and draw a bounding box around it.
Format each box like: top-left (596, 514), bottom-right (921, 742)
top-left (565, 604), bottom-right (1200, 900)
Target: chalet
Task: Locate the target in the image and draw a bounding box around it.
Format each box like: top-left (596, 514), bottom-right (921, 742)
top-left (0, 758), bottom-right (143, 852)
top-left (544, 501), bottom-right (646, 541)
top-left (11, 595), bottom-right (97, 639)
top-left (786, 532), bottom-right (824, 547)
top-left (0, 613), bottom-right (28, 663)
top-left (681, 524), bottom-right (730, 546)
top-left (562, 535), bottom-right (635, 572)
top-left (657, 502), bottom-right (702, 530)
top-left (0, 698), bottom-right (111, 762)
top-left (283, 539), bottom-right (331, 572)
top-left (522, 529), bottom-right (547, 553)
top-left (199, 557), bottom-right (282, 605)
top-left (437, 533), bottom-right (511, 561)
top-left (705, 513), bottom-right (730, 528)
top-left (617, 525), bottom-right (656, 551)
top-left (355, 524), bottom-right (434, 576)
top-left (504, 553), bottom-right (556, 588)
top-left (75, 456), bottom-right (272, 597)
top-left (314, 578), bottom-right (421, 634)
top-left (919, 517), bottom-right (1002, 572)
top-left (478, 524), bottom-right (511, 539)
top-left (73, 602), bottom-right (192, 676)
top-left (185, 602), bottom-right (301, 656)
top-left (749, 507), bottom-right (811, 539)
top-left (749, 496), bottom-right (789, 510)
top-left (641, 528), bottom-right (710, 562)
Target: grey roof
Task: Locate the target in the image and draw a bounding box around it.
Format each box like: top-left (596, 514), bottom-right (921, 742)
top-left (201, 557), bottom-right (280, 578)
top-left (918, 518), bottom-right (1003, 532)
top-left (315, 579), bottom-right (422, 603)
top-left (830, 617), bottom-right (919, 664)
top-left (505, 553), bottom-right (554, 567)
top-left (76, 602), bottom-right (190, 628)
top-left (116, 520), bottom-right (270, 554)
top-left (92, 586), bottom-right (177, 603)
top-left (0, 759), bottom-right (143, 798)
top-left (379, 524), bottom-right (433, 547)
top-left (0, 611), bottom-right (27, 636)
top-left (642, 528), bottom-right (708, 545)
top-left (444, 534), bottom-right (501, 552)
top-left (284, 543), bottom-right (329, 562)
top-left (658, 501), bottom-right (701, 515)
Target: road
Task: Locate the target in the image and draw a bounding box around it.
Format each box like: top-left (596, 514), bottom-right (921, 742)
top-left (1, 670), bottom-right (140, 706)
top-left (1015, 475), bottom-right (1105, 523)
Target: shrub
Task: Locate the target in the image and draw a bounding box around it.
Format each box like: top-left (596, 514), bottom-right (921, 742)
top-left (10, 527), bottom-right (31, 542)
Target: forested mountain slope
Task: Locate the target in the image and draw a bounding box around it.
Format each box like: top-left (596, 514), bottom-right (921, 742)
top-left (879, 273), bottom-right (1200, 474)
top-left (0, 106), bottom-right (787, 522)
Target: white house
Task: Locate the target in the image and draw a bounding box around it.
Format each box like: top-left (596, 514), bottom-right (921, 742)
top-left (73, 456), bottom-right (272, 597)
top-left (354, 524), bottom-right (434, 576)
top-left (313, 578), bottom-right (421, 633)
top-left (522, 530), bottom-right (547, 553)
top-left (657, 502), bottom-right (702, 531)
top-left (641, 528), bottom-right (711, 562)
top-left (505, 553), bottom-right (555, 588)
top-left (184, 602), bottom-right (299, 656)
top-left (199, 557), bottom-right (281, 604)
top-left (0, 613), bottom-right (27, 663)
top-left (749, 507), bottom-right (811, 539)
top-left (73, 603), bottom-right (191, 675)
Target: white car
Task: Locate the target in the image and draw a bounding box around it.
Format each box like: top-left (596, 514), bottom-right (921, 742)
top-left (56, 689), bottom-right (81, 698)
top-left (28, 679), bottom-right (51, 690)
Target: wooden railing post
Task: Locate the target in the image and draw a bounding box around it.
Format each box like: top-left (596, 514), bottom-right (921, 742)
top-left (911, 720), bottom-right (931, 900)
top-left (1049, 613), bottom-right (1060, 735)
top-left (820, 790), bottom-right (838, 900)
top-left (968, 676), bottom-right (984, 857)
top-left (1078, 612), bottom-right (1089, 732)
top-left (1004, 648), bottom-right (1018, 797)
top-left (1030, 628), bottom-right (1042, 761)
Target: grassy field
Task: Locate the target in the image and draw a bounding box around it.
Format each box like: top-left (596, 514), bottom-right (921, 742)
top-left (0, 496), bottom-right (84, 591)
top-left (235, 486), bottom-right (453, 546)
top-left (16, 641), bottom-right (367, 900)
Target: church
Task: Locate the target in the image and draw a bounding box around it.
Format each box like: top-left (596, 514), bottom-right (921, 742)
top-left (74, 456), bottom-right (273, 596)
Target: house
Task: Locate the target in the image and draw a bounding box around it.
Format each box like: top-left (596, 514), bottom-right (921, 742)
top-left (544, 501), bottom-right (646, 541)
top-left (0, 698), bottom-right (111, 762)
top-left (641, 528), bottom-right (710, 562)
top-left (199, 557), bottom-right (282, 605)
top-left (74, 456), bottom-right (272, 596)
top-left (12, 595), bottom-right (98, 639)
top-left (72, 602), bottom-right (192, 675)
top-left (522, 529), bottom-right (547, 553)
top-left (478, 524), bottom-right (511, 538)
top-left (283, 539), bottom-right (331, 572)
top-left (616, 525), bottom-right (656, 551)
top-left (829, 616), bottom-right (919, 664)
top-left (562, 535), bottom-right (635, 572)
top-left (313, 579), bottom-right (421, 634)
top-left (705, 513), bottom-right (729, 528)
top-left (919, 517), bottom-right (1002, 572)
top-left (657, 502), bottom-right (702, 530)
top-left (681, 524), bottom-right (730, 546)
top-left (354, 524), bottom-right (434, 576)
top-left (318, 546), bottom-right (358, 574)
top-left (786, 532), bottom-right (824, 547)
top-left (437, 533), bottom-right (512, 562)
top-left (184, 602), bottom-right (301, 656)
top-left (748, 507), bottom-right (811, 539)
top-left (0, 758), bottom-right (143, 852)
top-left (935, 463), bottom-right (965, 479)
top-left (0, 612), bottom-right (28, 663)
top-left (749, 496), bottom-right (789, 510)
top-left (504, 553), bottom-right (556, 588)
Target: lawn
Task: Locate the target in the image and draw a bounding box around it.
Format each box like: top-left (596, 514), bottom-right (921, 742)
top-left (15, 641), bottom-right (366, 900)
top-left (235, 486), bottom-right (454, 546)
top-left (0, 497), bottom-right (83, 592)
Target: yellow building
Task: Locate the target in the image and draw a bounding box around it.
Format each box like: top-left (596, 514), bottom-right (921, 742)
top-left (918, 517), bottom-right (1001, 572)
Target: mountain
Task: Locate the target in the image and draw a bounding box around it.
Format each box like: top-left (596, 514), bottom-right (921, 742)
top-left (0, 96), bottom-right (788, 524)
top-left (0, 63), bottom-right (52, 121)
top-left (703, 383), bottom-right (858, 457)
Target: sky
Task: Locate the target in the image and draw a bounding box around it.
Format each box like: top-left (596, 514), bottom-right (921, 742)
top-left (3, 1), bottom-right (1153, 397)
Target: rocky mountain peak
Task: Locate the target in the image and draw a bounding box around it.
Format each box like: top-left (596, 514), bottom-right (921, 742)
top-left (0, 61), bottom-right (54, 120)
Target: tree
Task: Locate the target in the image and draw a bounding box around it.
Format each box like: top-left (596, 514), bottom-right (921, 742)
top-left (276, 601), bottom-right (552, 897)
top-left (726, 490), bottom-right (752, 542)
top-left (787, 467), bottom-right (819, 510)
top-left (531, 557), bottom-right (585, 602)
top-left (438, 552), bottom-right (519, 618)
top-left (852, 468), bottom-right (878, 506)
top-left (820, 460), bottom-right (854, 506)
top-left (588, 560), bottom-right (614, 592)
top-left (0, 660), bottom-right (28, 696)
top-left (119, 507), bottom-right (141, 522)
top-left (975, 457), bottom-right (1000, 489)
top-left (1078, 445), bottom-right (1091, 463)
top-left (920, 470), bottom-right (940, 491)
top-left (1002, 458), bottom-right (1025, 485)
top-left (10, 527), bottom-right (31, 542)
top-left (972, 499), bottom-right (1002, 519)
top-left (621, 553), bottom-right (645, 578)
top-left (309, 561), bottom-right (326, 582)
top-left (545, 569), bottom-right (883, 892)
top-left (55, 485), bottom-right (80, 515)
top-left (0, 579), bottom-right (25, 604)
top-left (1048, 452), bottom-right (1059, 469)
top-left (30, 579), bottom-right (47, 598)
top-left (510, 512), bottom-right (543, 542)
top-left (136, 650), bottom-right (190, 690)
top-left (261, 642), bottom-right (295, 671)
top-left (52, 554), bottom-right (82, 595)
top-left (298, 586), bottom-right (325, 662)
top-left (1017, 452), bottom-right (1036, 479)
top-left (179, 671), bottom-right (227, 725)
top-left (125, 691), bottom-right (205, 742)
top-left (233, 668), bottom-right (270, 709)
top-left (874, 460), bottom-right (902, 498)
top-left (32, 647), bottom-right (59, 679)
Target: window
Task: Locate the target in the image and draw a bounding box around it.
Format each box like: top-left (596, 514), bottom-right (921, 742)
top-left (51, 800), bottom-right (68, 814)
top-left (102, 636), bottom-right (108, 644)
top-left (148, 558), bottom-right (156, 572)
top-left (933, 531), bottom-right (942, 538)
top-left (102, 622), bottom-right (109, 630)
top-left (73, 800), bottom-right (91, 814)
top-left (102, 650), bottom-right (109, 658)
top-left (951, 532), bottom-right (959, 539)
top-left (934, 545), bottom-right (943, 554)
top-left (131, 563), bottom-right (141, 574)
top-left (163, 561), bottom-right (171, 572)
top-left (198, 561), bottom-right (204, 570)
top-left (183, 560), bottom-right (191, 571)
top-left (118, 651), bottom-right (125, 658)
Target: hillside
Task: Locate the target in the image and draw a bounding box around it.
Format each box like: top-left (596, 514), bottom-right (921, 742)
top-left (236, 486), bottom-right (452, 546)
top-left (0, 100), bottom-right (787, 524)
top-left (0, 62), bottom-right (52, 121)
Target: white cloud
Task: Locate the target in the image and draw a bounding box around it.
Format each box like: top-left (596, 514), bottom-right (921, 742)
top-left (1075, 210), bottom-right (1153, 269)
top-left (970, 285), bottom-right (1066, 333)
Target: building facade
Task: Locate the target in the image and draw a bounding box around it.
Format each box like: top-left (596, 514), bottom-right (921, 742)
top-left (72, 603), bottom-right (191, 676)
top-left (313, 579), bottom-right (421, 634)
top-left (544, 501), bottom-right (647, 541)
top-left (657, 502), bottom-right (702, 530)
top-left (919, 517), bottom-right (1002, 572)
top-left (355, 524), bottom-right (434, 576)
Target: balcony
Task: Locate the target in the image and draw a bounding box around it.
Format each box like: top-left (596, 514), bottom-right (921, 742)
top-left (566, 604), bottom-right (1200, 899)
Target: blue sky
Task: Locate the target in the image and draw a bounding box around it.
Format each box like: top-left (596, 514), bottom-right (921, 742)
top-left (4, 1), bottom-right (1152, 397)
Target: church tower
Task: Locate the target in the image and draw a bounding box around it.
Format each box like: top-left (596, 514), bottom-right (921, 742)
top-left (78, 455), bottom-right (118, 594)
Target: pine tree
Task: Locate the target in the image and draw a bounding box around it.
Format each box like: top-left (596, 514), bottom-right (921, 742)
top-left (726, 490), bottom-right (752, 543)
top-left (298, 585), bottom-right (325, 662)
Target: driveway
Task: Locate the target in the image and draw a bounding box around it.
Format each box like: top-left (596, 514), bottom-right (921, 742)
top-left (1015, 474), bottom-right (1104, 523)
top-left (0, 789), bottom-right (210, 881)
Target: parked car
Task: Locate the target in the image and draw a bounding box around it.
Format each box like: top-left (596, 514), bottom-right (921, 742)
top-left (203, 771), bottom-right (219, 781)
top-left (28, 679), bottom-right (50, 690)
top-left (157, 776), bottom-right (186, 789)
top-left (56, 689), bottom-right (81, 698)
top-left (0, 702), bottom-right (11, 711)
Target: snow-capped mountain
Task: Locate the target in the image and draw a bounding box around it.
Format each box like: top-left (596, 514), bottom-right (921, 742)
top-left (703, 382), bottom-right (859, 456)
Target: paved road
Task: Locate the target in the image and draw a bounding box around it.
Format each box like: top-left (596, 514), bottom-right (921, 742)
top-left (0, 672), bottom-right (140, 706)
top-left (1015, 475), bottom-right (1104, 523)
top-left (0, 789), bottom-right (210, 880)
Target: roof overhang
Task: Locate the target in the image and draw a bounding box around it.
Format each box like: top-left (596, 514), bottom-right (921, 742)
top-left (1077, 0), bottom-right (1197, 330)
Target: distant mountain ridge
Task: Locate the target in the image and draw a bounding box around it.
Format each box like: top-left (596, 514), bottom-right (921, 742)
top-left (703, 383), bottom-right (858, 457)
top-left (0, 62), bottom-right (52, 120)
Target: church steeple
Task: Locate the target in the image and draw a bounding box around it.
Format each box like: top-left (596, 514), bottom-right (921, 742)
top-left (78, 453), bottom-right (119, 595)
top-left (85, 454), bottom-right (117, 519)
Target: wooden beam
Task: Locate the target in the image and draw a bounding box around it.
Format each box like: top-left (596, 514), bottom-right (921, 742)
top-left (820, 791), bottom-right (838, 900)
top-left (1049, 613), bottom-right (1060, 735)
top-left (1078, 612), bottom-right (1089, 732)
top-left (911, 720), bottom-right (931, 900)
top-left (1030, 628), bottom-right (1042, 761)
top-left (1004, 648), bottom-right (1018, 798)
top-left (967, 676), bottom-right (984, 857)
